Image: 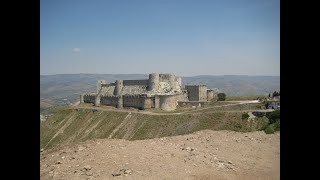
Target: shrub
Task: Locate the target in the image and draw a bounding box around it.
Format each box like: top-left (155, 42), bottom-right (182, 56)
top-left (241, 113), bottom-right (249, 120)
top-left (255, 116), bottom-right (269, 131)
top-left (267, 110), bottom-right (280, 124)
top-left (217, 93), bottom-right (226, 101)
top-left (264, 124), bottom-right (275, 134)
top-left (273, 120), bottom-right (280, 131)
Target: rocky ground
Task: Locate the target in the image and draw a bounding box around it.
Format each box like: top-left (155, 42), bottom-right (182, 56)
top-left (40, 130), bottom-right (280, 180)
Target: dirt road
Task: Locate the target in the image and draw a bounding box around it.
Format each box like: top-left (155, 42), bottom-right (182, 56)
top-left (40, 130), bottom-right (280, 180)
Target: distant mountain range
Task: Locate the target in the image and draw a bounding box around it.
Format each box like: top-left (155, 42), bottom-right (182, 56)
top-left (40, 74), bottom-right (280, 109)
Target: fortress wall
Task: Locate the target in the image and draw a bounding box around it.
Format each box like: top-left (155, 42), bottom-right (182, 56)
top-left (177, 101), bottom-right (210, 108)
top-left (83, 94), bottom-right (96, 104)
top-left (100, 96), bottom-right (119, 106)
top-left (159, 95), bottom-right (178, 111)
top-left (144, 98), bottom-right (153, 109)
top-left (101, 86), bottom-right (116, 96)
top-left (176, 91), bottom-right (189, 101)
top-left (121, 85), bottom-right (147, 95)
top-left (185, 85), bottom-right (207, 101)
top-left (123, 95), bottom-right (150, 109)
top-left (185, 85), bottom-right (200, 101)
top-left (123, 80), bottom-right (148, 86)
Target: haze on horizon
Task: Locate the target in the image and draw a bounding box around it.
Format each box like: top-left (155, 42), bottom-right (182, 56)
top-left (40, 0), bottom-right (280, 77)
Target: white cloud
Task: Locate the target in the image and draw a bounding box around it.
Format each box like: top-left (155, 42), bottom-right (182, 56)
top-left (72, 48), bottom-right (80, 53)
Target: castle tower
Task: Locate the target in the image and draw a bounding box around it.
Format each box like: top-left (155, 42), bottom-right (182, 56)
top-left (97, 80), bottom-right (106, 93)
top-left (114, 80), bottom-right (123, 96)
top-left (80, 94), bottom-right (84, 103)
top-left (95, 95), bottom-right (101, 106)
top-left (148, 73), bottom-right (159, 91)
top-left (117, 95), bottom-right (123, 108)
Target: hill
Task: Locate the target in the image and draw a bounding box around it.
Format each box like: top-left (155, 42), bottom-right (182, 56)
top-left (40, 106), bottom-right (269, 150)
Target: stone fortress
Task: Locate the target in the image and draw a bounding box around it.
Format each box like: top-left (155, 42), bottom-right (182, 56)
top-left (80, 73), bottom-right (220, 111)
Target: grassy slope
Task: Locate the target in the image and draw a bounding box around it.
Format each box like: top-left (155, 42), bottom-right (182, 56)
top-left (40, 108), bottom-right (266, 150)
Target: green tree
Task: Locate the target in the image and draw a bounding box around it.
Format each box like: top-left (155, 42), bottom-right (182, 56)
top-left (265, 102), bottom-right (269, 109)
top-left (241, 113), bottom-right (249, 120)
top-left (266, 110), bottom-right (280, 124)
top-left (217, 93), bottom-right (226, 101)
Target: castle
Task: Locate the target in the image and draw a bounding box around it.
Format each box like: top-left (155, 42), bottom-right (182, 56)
top-left (80, 73), bottom-right (219, 111)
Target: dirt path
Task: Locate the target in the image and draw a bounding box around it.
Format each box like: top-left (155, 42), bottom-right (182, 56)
top-left (40, 130), bottom-right (280, 180)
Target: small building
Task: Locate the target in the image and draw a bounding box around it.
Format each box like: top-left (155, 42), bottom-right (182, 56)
top-left (267, 100), bottom-right (280, 110)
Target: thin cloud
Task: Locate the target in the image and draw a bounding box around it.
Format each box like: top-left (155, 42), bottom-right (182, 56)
top-left (72, 48), bottom-right (80, 53)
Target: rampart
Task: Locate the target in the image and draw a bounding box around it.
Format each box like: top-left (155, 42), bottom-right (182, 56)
top-left (100, 95), bottom-right (119, 106)
top-left (123, 95), bottom-right (152, 109)
top-left (83, 94), bottom-right (96, 104)
top-left (177, 101), bottom-right (210, 108)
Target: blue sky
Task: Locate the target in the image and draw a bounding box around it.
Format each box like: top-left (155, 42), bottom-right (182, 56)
top-left (40, 0), bottom-right (280, 76)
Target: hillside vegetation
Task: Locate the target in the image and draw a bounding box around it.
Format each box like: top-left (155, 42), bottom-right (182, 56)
top-left (40, 108), bottom-right (268, 150)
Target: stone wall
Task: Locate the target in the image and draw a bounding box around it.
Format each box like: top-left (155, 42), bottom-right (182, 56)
top-left (100, 96), bottom-right (119, 106)
top-left (123, 95), bottom-right (151, 109)
top-left (178, 101), bottom-right (210, 108)
top-left (185, 85), bottom-right (207, 101)
top-left (123, 80), bottom-right (148, 86)
top-left (83, 94), bottom-right (96, 104)
top-left (185, 85), bottom-right (199, 101)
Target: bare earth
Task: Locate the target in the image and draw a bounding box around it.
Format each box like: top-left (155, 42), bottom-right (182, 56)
top-left (40, 130), bottom-right (280, 180)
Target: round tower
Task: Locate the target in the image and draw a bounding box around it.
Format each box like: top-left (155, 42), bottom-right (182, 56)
top-left (80, 94), bottom-right (84, 104)
top-left (114, 80), bottom-right (123, 96)
top-left (95, 95), bottom-right (101, 106)
top-left (117, 95), bottom-right (123, 108)
top-left (148, 73), bottom-right (159, 91)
